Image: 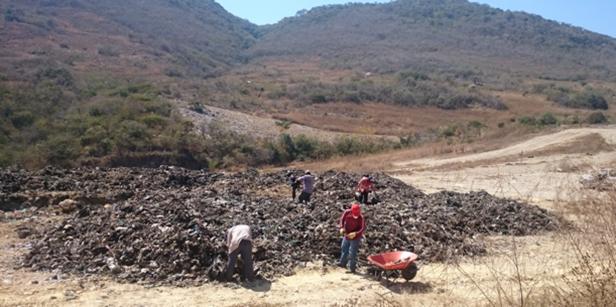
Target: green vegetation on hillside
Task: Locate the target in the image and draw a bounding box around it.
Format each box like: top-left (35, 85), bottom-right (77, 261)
top-left (281, 71), bottom-right (506, 109)
top-left (0, 68), bottom-right (203, 168)
top-left (531, 83), bottom-right (612, 110)
top-left (252, 0), bottom-right (616, 80)
top-left (0, 66), bottom-right (408, 169)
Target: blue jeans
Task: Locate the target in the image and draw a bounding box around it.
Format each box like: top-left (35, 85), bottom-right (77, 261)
top-left (338, 237), bottom-right (360, 272)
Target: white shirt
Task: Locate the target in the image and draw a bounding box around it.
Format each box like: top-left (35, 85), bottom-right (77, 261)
top-left (226, 225), bottom-right (252, 254)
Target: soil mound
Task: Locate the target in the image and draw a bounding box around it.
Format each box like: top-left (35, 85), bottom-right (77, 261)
top-left (0, 167), bottom-right (561, 285)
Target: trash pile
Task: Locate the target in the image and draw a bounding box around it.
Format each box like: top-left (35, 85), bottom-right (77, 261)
top-left (580, 169), bottom-right (616, 191)
top-left (0, 167), bottom-right (562, 285)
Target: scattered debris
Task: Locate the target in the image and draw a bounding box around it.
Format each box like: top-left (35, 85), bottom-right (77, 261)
top-left (0, 167), bottom-right (562, 285)
top-left (580, 169), bottom-right (616, 191)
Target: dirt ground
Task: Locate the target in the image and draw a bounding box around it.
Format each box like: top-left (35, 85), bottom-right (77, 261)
top-left (1, 126), bottom-right (614, 306)
top-left (392, 127), bottom-right (616, 209)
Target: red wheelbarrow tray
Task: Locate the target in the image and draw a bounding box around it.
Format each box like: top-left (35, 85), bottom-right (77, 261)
top-left (367, 251), bottom-right (418, 270)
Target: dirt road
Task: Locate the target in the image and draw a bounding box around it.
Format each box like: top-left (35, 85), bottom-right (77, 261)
top-left (392, 127), bottom-right (616, 208)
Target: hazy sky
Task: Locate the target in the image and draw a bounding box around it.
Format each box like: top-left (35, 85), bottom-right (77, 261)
top-left (216, 0), bottom-right (616, 38)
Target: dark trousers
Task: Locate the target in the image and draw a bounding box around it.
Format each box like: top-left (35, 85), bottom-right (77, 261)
top-left (359, 191), bottom-right (369, 204)
top-left (291, 183), bottom-right (299, 200)
top-left (298, 191), bottom-right (312, 204)
top-left (225, 240), bottom-right (254, 282)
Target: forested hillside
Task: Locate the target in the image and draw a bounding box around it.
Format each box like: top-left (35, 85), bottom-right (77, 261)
top-left (251, 0), bottom-right (616, 80)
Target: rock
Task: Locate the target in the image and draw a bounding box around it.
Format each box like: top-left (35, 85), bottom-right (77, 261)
top-left (15, 227), bottom-right (35, 239)
top-left (106, 258), bottom-right (122, 274)
top-left (64, 290), bottom-right (78, 301)
top-left (58, 199), bottom-right (79, 213)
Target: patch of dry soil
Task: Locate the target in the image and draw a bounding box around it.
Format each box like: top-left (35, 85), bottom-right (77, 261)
top-left (392, 127), bottom-right (616, 209)
top-left (180, 105), bottom-right (398, 142)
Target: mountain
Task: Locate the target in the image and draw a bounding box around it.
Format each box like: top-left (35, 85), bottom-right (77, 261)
top-left (1, 0), bottom-right (615, 170)
top-left (3, 0), bottom-right (616, 81)
top-left (0, 0), bottom-right (257, 79)
top-left (250, 0), bottom-right (616, 80)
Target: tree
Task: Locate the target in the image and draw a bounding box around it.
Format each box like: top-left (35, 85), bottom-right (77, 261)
top-left (4, 9), bottom-right (20, 22)
top-left (586, 112), bottom-right (608, 124)
top-left (539, 113), bottom-right (558, 126)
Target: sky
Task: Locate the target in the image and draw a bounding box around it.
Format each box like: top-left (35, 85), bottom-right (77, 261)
top-left (216, 0), bottom-right (616, 38)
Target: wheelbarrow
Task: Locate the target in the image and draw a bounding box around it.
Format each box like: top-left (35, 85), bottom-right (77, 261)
top-left (367, 251), bottom-right (418, 281)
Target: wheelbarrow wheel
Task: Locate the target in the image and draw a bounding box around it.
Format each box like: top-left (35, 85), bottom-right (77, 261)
top-left (401, 263), bottom-right (418, 281)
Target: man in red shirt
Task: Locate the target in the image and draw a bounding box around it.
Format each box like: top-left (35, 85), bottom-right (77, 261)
top-left (356, 175), bottom-right (374, 204)
top-left (338, 203), bottom-right (365, 273)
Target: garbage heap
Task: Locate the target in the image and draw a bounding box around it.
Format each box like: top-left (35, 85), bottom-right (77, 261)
top-left (2, 167), bottom-right (562, 285)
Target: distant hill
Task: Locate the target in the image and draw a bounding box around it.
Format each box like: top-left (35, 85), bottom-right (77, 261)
top-left (250, 0), bottom-right (616, 80)
top-left (0, 0), bottom-right (257, 79)
top-left (3, 0), bottom-right (616, 81)
top-left (1, 0), bottom-right (615, 170)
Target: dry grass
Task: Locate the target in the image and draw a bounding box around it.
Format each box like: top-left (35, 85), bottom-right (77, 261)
top-left (449, 189), bottom-right (616, 307)
top-left (272, 91), bottom-right (567, 137)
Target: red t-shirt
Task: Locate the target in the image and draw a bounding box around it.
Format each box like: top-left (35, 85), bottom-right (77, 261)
top-left (357, 177), bottom-right (373, 192)
top-left (339, 209), bottom-right (366, 240)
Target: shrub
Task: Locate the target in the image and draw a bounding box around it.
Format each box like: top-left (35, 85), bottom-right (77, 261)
top-left (89, 107), bottom-right (105, 117)
top-left (97, 46), bottom-right (120, 57)
top-left (43, 135), bottom-right (80, 167)
top-left (518, 116), bottom-right (537, 126)
top-left (441, 125), bottom-right (457, 137)
top-left (467, 120), bottom-right (486, 130)
top-left (114, 121), bottom-right (150, 152)
top-left (10, 111), bottom-right (35, 129)
top-left (275, 120), bottom-right (292, 130)
top-left (164, 67), bottom-right (183, 78)
top-left (189, 102), bottom-right (205, 114)
top-left (294, 135), bottom-right (320, 159)
top-left (548, 88), bottom-right (609, 110)
top-left (140, 114), bottom-right (168, 128)
top-left (35, 67), bottom-right (74, 87)
top-left (309, 93), bottom-right (328, 104)
top-left (80, 126), bottom-right (107, 146)
top-left (586, 112), bottom-right (608, 124)
top-left (4, 8), bottom-right (20, 22)
top-left (570, 91), bottom-right (609, 110)
top-left (539, 112), bottom-right (558, 125)
top-left (0, 149), bottom-right (12, 167)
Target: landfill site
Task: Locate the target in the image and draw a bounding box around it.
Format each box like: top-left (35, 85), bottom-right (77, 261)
top-left (1, 129), bottom-right (616, 306)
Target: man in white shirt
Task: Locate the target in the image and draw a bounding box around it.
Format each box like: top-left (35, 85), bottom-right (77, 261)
top-left (225, 225), bottom-right (254, 282)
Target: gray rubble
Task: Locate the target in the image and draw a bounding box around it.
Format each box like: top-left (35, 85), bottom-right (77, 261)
top-left (0, 167), bottom-right (562, 285)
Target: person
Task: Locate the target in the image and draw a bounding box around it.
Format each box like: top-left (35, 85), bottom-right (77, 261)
top-left (297, 170), bottom-right (315, 205)
top-left (225, 225), bottom-right (254, 282)
top-left (338, 203), bottom-right (365, 273)
top-left (287, 171), bottom-right (299, 201)
top-left (356, 175), bottom-right (374, 204)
